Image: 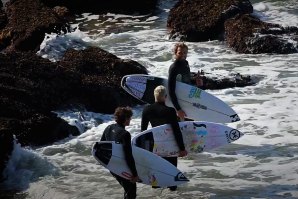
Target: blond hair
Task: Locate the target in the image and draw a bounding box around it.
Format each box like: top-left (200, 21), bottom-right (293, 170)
top-left (154, 85), bottom-right (167, 102)
top-left (173, 42), bottom-right (188, 54)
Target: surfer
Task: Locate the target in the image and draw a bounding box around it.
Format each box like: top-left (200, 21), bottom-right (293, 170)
top-left (100, 106), bottom-right (140, 199)
top-left (141, 85), bottom-right (188, 191)
top-left (168, 42), bottom-right (192, 121)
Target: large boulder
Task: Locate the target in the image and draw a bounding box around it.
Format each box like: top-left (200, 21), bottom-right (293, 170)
top-left (60, 47), bottom-right (148, 113)
top-left (0, 47), bottom-right (147, 147)
top-left (0, 51), bottom-right (81, 146)
top-left (225, 14), bottom-right (298, 54)
top-left (167, 0), bottom-right (253, 41)
top-left (41, 0), bottom-right (158, 14)
top-left (0, 0), bottom-right (70, 52)
top-left (0, 9), bottom-right (7, 30)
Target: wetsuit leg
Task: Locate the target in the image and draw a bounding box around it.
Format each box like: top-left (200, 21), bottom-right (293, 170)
top-left (163, 157), bottom-right (178, 191)
top-left (111, 172), bottom-right (137, 199)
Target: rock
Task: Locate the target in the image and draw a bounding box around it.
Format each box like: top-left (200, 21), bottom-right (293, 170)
top-left (190, 71), bottom-right (255, 90)
top-left (53, 6), bottom-right (71, 19)
top-left (0, 9), bottom-right (7, 30)
top-left (225, 14), bottom-right (298, 54)
top-left (41, 0), bottom-right (158, 14)
top-left (0, 47), bottom-right (147, 146)
top-left (60, 47), bottom-right (148, 113)
top-left (167, 0), bottom-right (253, 41)
top-left (0, 0), bottom-right (70, 52)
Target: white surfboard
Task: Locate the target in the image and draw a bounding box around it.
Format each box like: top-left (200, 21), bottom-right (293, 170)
top-left (92, 141), bottom-right (189, 187)
top-left (132, 121), bottom-right (243, 157)
top-left (121, 74), bottom-right (240, 123)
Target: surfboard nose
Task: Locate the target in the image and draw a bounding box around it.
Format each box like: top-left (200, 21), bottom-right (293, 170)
top-left (121, 75), bottom-right (128, 88)
top-left (239, 130), bottom-right (244, 138)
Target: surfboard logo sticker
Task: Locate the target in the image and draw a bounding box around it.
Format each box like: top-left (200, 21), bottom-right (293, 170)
top-left (228, 129), bottom-right (241, 141)
top-left (175, 172), bottom-right (189, 181)
top-left (122, 171), bottom-right (132, 179)
top-left (188, 87), bottom-right (202, 98)
top-left (230, 114), bottom-right (240, 122)
top-left (193, 102), bottom-right (207, 110)
top-left (149, 174), bottom-right (158, 186)
top-left (191, 123), bottom-right (207, 152)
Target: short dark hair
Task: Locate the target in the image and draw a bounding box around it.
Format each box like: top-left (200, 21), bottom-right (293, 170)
top-left (114, 106), bottom-right (133, 124)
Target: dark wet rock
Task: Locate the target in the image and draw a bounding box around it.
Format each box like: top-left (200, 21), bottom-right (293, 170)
top-left (190, 72), bottom-right (255, 90)
top-left (53, 6), bottom-right (72, 20)
top-left (41, 0), bottom-right (158, 14)
top-left (225, 14), bottom-right (298, 54)
top-left (0, 130), bottom-right (14, 183)
top-left (60, 47), bottom-right (148, 113)
top-left (167, 0), bottom-right (253, 41)
top-left (0, 0), bottom-right (70, 52)
top-left (0, 47), bottom-right (147, 147)
top-left (0, 9), bottom-right (7, 30)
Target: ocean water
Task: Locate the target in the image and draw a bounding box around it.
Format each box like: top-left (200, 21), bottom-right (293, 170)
top-left (2, 0), bottom-right (298, 198)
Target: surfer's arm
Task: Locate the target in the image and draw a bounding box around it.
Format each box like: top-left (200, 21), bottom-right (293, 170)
top-left (100, 126), bottom-right (109, 141)
top-left (141, 107), bottom-right (149, 131)
top-left (168, 70), bottom-right (182, 111)
top-left (122, 133), bottom-right (138, 177)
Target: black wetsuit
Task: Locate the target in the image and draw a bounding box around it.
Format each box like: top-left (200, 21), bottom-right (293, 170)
top-left (168, 59), bottom-right (191, 111)
top-left (100, 123), bottom-right (138, 199)
top-left (141, 102), bottom-right (186, 190)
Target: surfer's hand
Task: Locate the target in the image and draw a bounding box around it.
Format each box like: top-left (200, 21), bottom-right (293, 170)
top-left (178, 150), bottom-right (188, 157)
top-left (177, 110), bottom-right (186, 121)
top-left (130, 175), bottom-right (140, 183)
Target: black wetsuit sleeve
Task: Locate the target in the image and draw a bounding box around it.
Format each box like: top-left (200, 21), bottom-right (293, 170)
top-left (141, 106), bottom-right (149, 131)
top-left (168, 66), bottom-right (182, 111)
top-left (122, 133), bottom-right (138, 177)
top-left (100, 126), bottom-right (109, 141)
top-left (169, 109), bottom-right (185, 151)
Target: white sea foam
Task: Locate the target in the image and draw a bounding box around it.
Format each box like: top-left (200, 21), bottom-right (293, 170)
top-left (1, 141), bottom-right (58, 191)
top-left (253, 1), bottom-right (298, 26)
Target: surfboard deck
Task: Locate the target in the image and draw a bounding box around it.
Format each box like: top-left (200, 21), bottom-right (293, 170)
top-left (121, 74), bottom-right (240, 123)
top-left (92, 141), bottom-right (189, 187)
top-left (132, 121), bottom-right (243, 157)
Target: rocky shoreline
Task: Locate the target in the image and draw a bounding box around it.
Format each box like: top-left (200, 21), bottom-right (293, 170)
top-left (0, 0), bottom-right (297, 187)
